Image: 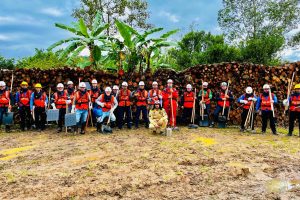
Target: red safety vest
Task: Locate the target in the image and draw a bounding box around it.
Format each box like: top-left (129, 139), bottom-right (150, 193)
top-left (54, 91), bottom-right (68, 109)
top-left (118, 89), bottom-right (131, 107)
top-left (202, 89), bottom-right (211, 105)
top-left (242, 94), bottom-right (254, 109)
top-left (19, 90), bottom-right (31, 107)
top-left (183, 91), bottom-right (195, 108)
top-left (75, 91), bottom-right (89, 110)
top-left (34, 92), bottom-right (47, 108)
top-left (217, 91), bottom-right (230, 108)
top-left (136, 90), bottom-right (148, 106)
top-left (0, 90), bottom-right (10, 107)
top-left (65, 88), bottom-right (75, 101)
top-left (290, 95), bottom-right (300, 112)
top-left (149, 89), bottom-right (162, 105)
top-left (99, 94), bottom-right (115, 112)
top-left (89, 89), bottom-right (100, 103)
top-left (260, 93), bottom-right (274, 111)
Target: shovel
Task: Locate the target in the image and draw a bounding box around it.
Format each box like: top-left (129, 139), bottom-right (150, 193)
top-left (188, 88), bottom-right (198, 129)
top-left (101, 110), bottom-right (113, 134)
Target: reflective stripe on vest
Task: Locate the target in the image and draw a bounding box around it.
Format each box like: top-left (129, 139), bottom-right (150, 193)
top-left (34, 93), bottom-right (46, 107)
top-left (260, 94), bottom-right (274, 111)
top-left (119, 90), bottom-right (131, 107)
top-left (149, 89), bottom-right (161, 105)
top-left (137, 90), bottom-right (147, 106)
top-left (217, 91), bottom-right (230, 107)
top-left (19, 90), bottom-right (31, 107)
top-left (100, 94), bottom-right (114, 112)
top-left (75, 91), bottom-right (89, 110)
top-left (54, 91), bottom-right (68, 109)
top-left (0, 91), bottom-right (10, 107)
top-left (290, 95), bottom-right (300, 112)
top-left (183, 92), bottom-right (194, 108)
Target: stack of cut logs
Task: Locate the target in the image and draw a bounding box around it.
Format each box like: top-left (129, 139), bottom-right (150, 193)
top-left (0, 62), bottom-right (299, 126)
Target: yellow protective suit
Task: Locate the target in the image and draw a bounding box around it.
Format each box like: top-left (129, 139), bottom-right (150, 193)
top-left (149, 108), bottom-right (168, 133)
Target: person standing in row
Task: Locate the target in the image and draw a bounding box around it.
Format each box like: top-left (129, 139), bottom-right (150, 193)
top-left (162, 79), bottom-right (179, 130)
top-left (198, 82), bottom-right (212, 122)
top-left (15, 81), bottom-right (32, 131)
top-left (134, 81), bottom-right (149, 128)
top-left (283, 84), bottom-right (300, 136)
top-left (73, 82), bottom-right (91, 134)
top-left (89, 79), bottom-right (101, 125)
top-left (66, 81), bottom-right (75, 113)
top-left (237, 87), bottom-right (257, 132)
top-left (0, 81), bottom-right (12, 132)
top-left (117, 82), bottom-right (132, 129)
top-left (256, 84), bottom-right (278, 135)
top-left (148, 81), bottom-right (162, 109)
top-left (181, 84), bottom-right (195, 125)
top-left (51, 83), bottom-right (71, 133)
top-left (30, 83), bottom-right (48, 132)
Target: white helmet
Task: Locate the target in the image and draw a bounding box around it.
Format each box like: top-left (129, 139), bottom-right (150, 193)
top-left (167, 79), bottom-right (173, 84)
top-left (152, 81), bottom-right (158, 85)
top-left (246, 87), bottom-right (253, 94)
top-left (0, 81), bottom-right (6, 87)
top-left (221, 82), bottom-right (227, 87)
top-left (203, 82), bottom-right (208, 86)
top-left (122, 82), bottom-right (128, 87)
top-left (79, 82), bottom-right (86, 88)
top-left (57, 83), bottom-right (64, 88)
top-left (67, 81), bottom-right (73, 85)
top-left (105, 87), bottom-right (112, 92)
top-left (186, 84), bottom-right (192, 89)
top-left (91, 79), bottom-right (97, 84)
top-left (113, 85), bottom-right (119, 90)
top-left (139, 81), bottom-right (145, 86)
top-left (263, 84), bottom-right (270, 89)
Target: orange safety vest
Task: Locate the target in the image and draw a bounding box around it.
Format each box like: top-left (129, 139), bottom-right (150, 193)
top-left (118, 89), bottom-right (131, 107)
top-left (260, 93), bottom-right (274, 111)
top-left (89, 89), bottom-right (100, 103)
top-left (19, 90), bottom-right (31, 107)
top-left (99, 94), bottom-right (115, 112)
top-left (54, 91), bottom-right (68, 109)
top-left (75, 91), bottom-right (89, 110)
top-left (203, 89), bottom-right (211, 105)
top-left (217, 91), bottom-right (230, 108)
top-left (136, 90), bottom-right (148, 106)
top-left (149, 89), bottom-right (162, 105)
top-left (290, 95), bottom-right (300, 112)
top-left (183, 91), bottom-right (195, 108)
top-left (34, 92), bottom-right (47, 107)
top-left (0, 90), bottom-right (10, 107)
top-left (243, 94), bottom-right (254, 110)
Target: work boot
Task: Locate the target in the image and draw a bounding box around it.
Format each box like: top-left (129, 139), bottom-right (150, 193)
top-left (80, 123), bottom-right (86, 134)
top-left (57, 127), bottom-right (62, 133)
top-left (240, 128), bottom-right (245, 132)
top-left (96, 122), bottom-right (102, 133)
top-left (5, 125), bottom-right (10, 133)
top-left (209, 122), bottom-right (215, 128)
top-left (287, 132), bottom-right (293, 136)
top-left (273, 132), bottom-right (278, 135)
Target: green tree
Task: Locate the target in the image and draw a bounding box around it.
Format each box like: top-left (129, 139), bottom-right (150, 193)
top-left (16, 49), bottom-right (68, 69)
top-left (48, 12), bottom-right (109, 68)
top-left (169, 31), bottom-right (241, 70)
top-left (0, 55), bottom-right (14, 70)
top-left (72, 0), bottom-right (151, 36)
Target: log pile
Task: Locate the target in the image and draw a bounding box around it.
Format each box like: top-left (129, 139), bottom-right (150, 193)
top-left (0, 62), bottom-right (299, 126)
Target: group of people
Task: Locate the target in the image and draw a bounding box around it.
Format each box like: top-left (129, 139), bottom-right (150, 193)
top-left (0, 78), bottom-right (299, 136)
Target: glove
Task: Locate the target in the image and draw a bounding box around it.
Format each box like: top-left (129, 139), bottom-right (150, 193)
top-left (71, 105), bottom-right (75, 113)
top-left (252, 98), bottom-right (257, 102)
top-left (89, 102), bottom-right (93, 109)
top-left (51, 103), bottom-right (56, 110)
top-left (271, 100), bottom-right (274, 103)
top-left (45, 102), bottom-right (47, 107)
top-left (203, 104), bottom-right (206, 109)
top-left (158, 95), bottom-right (162, 99)
top-left (66, 100), bottom-right (71, 105)
top-left (99, 102), bottom-right (105, 107)
top-left (248, 97), bottom-right (253, 101)
top-left (283, 99), bottom-right (289, 106)
top-left (240, 100), bottom-right (248, 104)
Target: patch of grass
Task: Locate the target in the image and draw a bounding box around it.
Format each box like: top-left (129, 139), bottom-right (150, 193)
top-left (192, 136), bottom-right (216, 146)
top-left (0, 145), bottom-right (34, 161)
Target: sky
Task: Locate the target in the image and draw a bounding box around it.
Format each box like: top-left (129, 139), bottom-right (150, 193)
top-left (0, 0), bottom-right (299, 61)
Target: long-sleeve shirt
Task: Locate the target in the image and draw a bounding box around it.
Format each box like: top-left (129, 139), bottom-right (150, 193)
top-left (95, 95), bottom-right (118, 111)
top-left (255, 93), bottom-right (278, 111)
top-left (237, 94), bottom-right (258, 103)
top-left (30, 92), bottom-right (49, 110)
top-left (198, 89), bottom-right (213, 100)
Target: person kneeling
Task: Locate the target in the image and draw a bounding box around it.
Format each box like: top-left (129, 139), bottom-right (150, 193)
top-left (149, 101), bottom-right (168, 134)
top-left (95, 87), bottom-right (118, 133)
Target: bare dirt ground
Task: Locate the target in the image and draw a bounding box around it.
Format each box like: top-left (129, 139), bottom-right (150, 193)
top-left (0, 126), bottom-right (300, 200)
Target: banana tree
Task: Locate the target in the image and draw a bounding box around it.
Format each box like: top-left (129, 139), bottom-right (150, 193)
top-left (114, 20), bottom-right (178, 75)
top-left (47, 12), bottom-right (109, 68)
